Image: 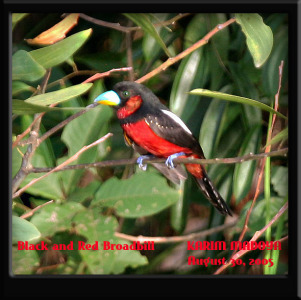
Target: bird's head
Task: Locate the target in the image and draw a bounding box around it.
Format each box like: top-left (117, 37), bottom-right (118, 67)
top-left (94, 81), bottom-right (144, 106)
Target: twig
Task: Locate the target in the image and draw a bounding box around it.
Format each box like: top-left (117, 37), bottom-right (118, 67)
top-left (126, 32), bottom-right (135, 81)
top-left (237, 61), bottom-right (284, 244)
top-left (12, 69), bottom-right (52, 193)
top-left (214, 202), bottom-right (288, 274)
top-left (38, 103), bottom-right (98, 145)
top-left (136, 17), bottom-right (236, 84)
top-left (29, 148), bottom-right (288, 174)
top-left (82, 67), bottom-right (133, 84)
top-left (79, 13), bottom-right (191, 33)
top-left (214, 61), bottom-right (286, 275)
top-left (46, 70), bottom-right (98, 90)
top-left (20, 200), bottom-right (54, 219)
top-left (12, 133), bottom-right (113, 199)
top-left (115, 218), bottom-right (237, 244)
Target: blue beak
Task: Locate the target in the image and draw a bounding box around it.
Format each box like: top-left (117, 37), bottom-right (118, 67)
top-left (94, 90), bottom-right (121, 106)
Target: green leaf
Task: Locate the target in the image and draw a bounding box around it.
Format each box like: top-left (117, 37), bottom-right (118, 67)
top-left (12, 50), bottom-right (46, 82)
top-left (73, 210), bottom-right (148, 274)
top-left (25, 83), bottom-right (92, 106)
top-left (170, 179), bottom-right (189, 233)
top-left (30, 29), bottom-right (92, 69)
top-left (233, 125), bottom-right (262, 202)
top-left (207, 14), bottom-right (230, 91)
top-left (238, 197), bottom-right (287, 233)
top-left (12, 216), bottom-right (41, 244)
top-left (92, 172), bottom-right (180, 218)
top-left (227, 62), bottom-right (262, 128)
top-left (142, 13), bottom-right (171, 62)
top-left (12, 99), bottom-right (84, 115)
top-left (12, 247), bottom-right (39, 275)
top-left (60, 81), bottom-right (113, 195)
top-left (170, 15), bottom-right (209, 123)
top-left (262, 27), bottom-right (288, 96)
top-left (124, 13), bottom-right (171, 57)
top-left (12, 13), bottom-right (29, 30)
top-left (235, 13), bottom-right (273, 68)
top-left (30, 202), bottom-right (85, 236)
top-left (14, 115), bottom-right (63, 199)
top-left (189, 89), bottom-right (287, 120)
top-left (12, 81), bottom-right (35, 96)
top-left (271, 166), bottom-right (288, 197)
top-left (199, 86), bottom-right (229, 158)
top-left (265, 127), bottom-right (288, 148)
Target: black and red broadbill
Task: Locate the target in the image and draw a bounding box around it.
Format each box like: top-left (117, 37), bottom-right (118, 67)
top-left (94, 81), bottom-right (232, 216)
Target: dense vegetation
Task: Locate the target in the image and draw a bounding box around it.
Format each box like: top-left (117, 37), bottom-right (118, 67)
top-left (12, 13), bottom-right (288, 275)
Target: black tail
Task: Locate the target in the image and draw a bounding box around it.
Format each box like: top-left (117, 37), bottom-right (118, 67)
top-left (195, 169), bottom-right (232, 216)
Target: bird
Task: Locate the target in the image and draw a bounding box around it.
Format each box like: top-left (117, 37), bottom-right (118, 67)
top-left (94, 81), bottom-right (232, 216)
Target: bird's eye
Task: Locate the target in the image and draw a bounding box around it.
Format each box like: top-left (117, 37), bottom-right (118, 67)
top-left (122, 91), bottom-right (130, 97)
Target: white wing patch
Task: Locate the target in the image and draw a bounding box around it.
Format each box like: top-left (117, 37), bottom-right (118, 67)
top-left (161, 110), bottom-right (192, 135)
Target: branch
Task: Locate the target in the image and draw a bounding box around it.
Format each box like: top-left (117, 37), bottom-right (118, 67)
top-left (136, 17), bottom-right (236, 84)
top-left (79, 13), bottom-right (191, 33)
top-left (237, 61), bottom-right (285, 245)
top-left (214, 202), bottom-right (288, 275)
top-left (115, 218), bottom-right (238, 244)
top-left (20, 200), bottom-right (54, 219)
top-left (82, 67), bottom-right (133, 84)
top-left (12, 133), bottom-right (113, 199)
top-left (12, 69), bottom-right (52, 193)
top-left (29, 148), bottom-right (288, 174)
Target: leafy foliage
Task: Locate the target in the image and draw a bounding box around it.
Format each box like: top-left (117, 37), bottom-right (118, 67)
top-left (12, 12), bottom-right (288, 275)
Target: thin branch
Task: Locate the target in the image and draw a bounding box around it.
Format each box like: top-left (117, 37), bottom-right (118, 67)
top-left (214, 202), bottom-right (288, 275)
top-left (12, 133), bottom-right (113, 199)
top-left (20, 200), bottom-right (54, 219)
top-left (214, 61), bottom-right (286, 275)
top-left (237, 61), bottom-right (284, 244)
top-left (38, 103), bottom-right (98, 145)
top-left (46, 70), bottom-right (98, 90)
top-left (115, 218), bottom-right (238, 244)
top-left (29, 148), bottom-right (288, 174)
top-left (79, 13), bottom-right (191, 33)
top-left (125, 32), bottom-right (135, 81)
top-left (12, 69), bottom-right (52, 193)
top-left (136, 17), bottom-right (236, 84)
top-left (79, 13), bottom-right (136, 33)
top-left (82, 67), bottom-right (133, 84)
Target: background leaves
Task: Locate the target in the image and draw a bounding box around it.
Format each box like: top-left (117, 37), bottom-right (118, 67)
top-left (12, 12), bottom-right (288, 276)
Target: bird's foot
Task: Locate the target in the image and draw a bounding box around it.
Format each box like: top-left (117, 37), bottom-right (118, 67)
top-left (137, 155), bottom-right (154, 171)
top-left (165, 152), bottom-right (186, 169)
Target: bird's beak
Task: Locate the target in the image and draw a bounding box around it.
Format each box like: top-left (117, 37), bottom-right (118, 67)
top-left (94, 90), bottom-right (121, 106)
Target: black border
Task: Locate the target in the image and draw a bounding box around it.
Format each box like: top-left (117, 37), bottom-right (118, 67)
top-left (4, 0), bottom-right (300, 298)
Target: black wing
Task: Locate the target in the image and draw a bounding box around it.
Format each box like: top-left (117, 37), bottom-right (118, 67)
top-left (145, 110), bottom-right (205, 158)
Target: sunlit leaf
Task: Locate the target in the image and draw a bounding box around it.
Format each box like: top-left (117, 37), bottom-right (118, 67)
top-left (189, 89), bottom-right (287, 120)
top-left (30, 28), bottom-right (92, 68)
top-left (12, 99), bottom-right (84, 115)
top-left (25, 83), bottom-right (92, 106)
top-left (12, 50), bottom-right (46, 82)
top-left (12, 216), bottom-right (41, 244)
top-left (235, 13), bottom-right (273, 68)
top-left (12, 81), bottom-right (35, 96)
top-left (26, 13), bottom-right (79, 45)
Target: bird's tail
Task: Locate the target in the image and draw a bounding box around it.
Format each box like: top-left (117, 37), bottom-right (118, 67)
top-left (194, 168), bottom-right (232, 216)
